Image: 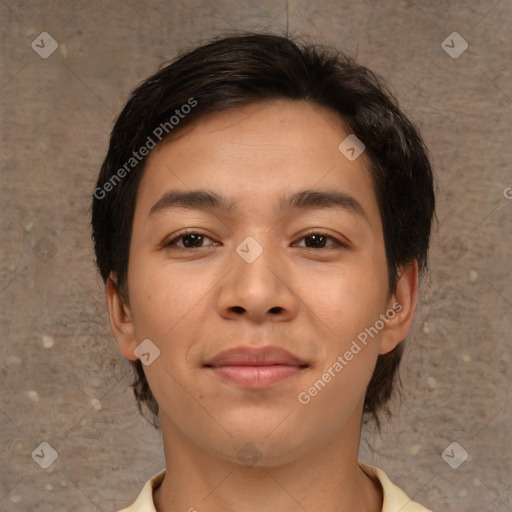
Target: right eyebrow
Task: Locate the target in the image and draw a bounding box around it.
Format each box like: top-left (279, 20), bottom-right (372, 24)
top-left (148, 189), bottom-right (238, 217)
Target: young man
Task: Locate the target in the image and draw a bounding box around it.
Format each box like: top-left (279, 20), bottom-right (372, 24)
top-left (92, 34), bottom-right (435, 512)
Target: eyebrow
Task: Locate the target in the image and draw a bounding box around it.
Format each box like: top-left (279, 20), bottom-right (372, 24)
top-left (148, 188), bottom-right (367, 220)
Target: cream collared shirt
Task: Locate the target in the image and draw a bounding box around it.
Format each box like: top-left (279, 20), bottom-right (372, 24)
top-left (118, 462), bottom-right (432, 512)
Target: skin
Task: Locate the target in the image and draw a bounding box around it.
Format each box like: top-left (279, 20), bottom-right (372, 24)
top-left (106, 99), bottom-right (418, 512)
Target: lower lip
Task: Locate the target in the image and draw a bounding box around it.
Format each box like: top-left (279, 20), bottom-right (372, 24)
top-left (208, 365), bottom-right (305, 389)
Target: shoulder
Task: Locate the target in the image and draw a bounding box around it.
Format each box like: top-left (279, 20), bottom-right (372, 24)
top-left (359, 462), bottom-right (433, 512)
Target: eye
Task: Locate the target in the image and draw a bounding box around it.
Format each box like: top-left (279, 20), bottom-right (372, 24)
top-left (162, 231), bottom-right (347, 250)
top-left (164, 231), bottom-right (218, 249)
top-left (294, 232), bottom-right (347, 249)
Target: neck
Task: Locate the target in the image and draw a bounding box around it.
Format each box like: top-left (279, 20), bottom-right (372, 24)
top-left (153, 413), bottom-right (382, 512)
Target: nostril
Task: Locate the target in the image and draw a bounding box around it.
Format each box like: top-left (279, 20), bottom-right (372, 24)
top-left (231, 306), bottom-right (245, 313)
top-left (269, 306), bottom-right (283, 314)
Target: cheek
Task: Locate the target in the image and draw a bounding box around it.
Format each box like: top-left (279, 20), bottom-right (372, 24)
top-left (127, 258), bottom-right (222, 373)
top-left (303, 264), bottom-right (388, 343)
top-left (127, 258), bottom-right (195, 342)
top-left (300, 353), bottom-right (376, 433)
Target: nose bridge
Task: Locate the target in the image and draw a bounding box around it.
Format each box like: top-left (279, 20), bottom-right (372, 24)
top-left (233, 232), bottom-right (283, 293)
top-left (217, 231), bottom-right (298, 320)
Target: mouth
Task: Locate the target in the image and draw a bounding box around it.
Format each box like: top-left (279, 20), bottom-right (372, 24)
top-left (203, 346), bottom-right (309, 389)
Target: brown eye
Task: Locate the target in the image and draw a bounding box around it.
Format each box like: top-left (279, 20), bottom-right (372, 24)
top-left (179, 233), bottom-right (207, 248)
top-left (295, 233), bottom-right (346, 249)
top-left (304, 234), bottom-right (328, 248)
top-left (164, 232), bottom-right (217, 249)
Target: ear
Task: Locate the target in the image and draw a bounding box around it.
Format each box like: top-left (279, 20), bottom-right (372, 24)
top-left (379, 260), bottom-right (419, 355)
top-left (105, 272), bottom-right (138, 361)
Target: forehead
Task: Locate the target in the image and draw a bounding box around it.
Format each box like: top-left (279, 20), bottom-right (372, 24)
top-left (136, 100), bottom-right (379, 223)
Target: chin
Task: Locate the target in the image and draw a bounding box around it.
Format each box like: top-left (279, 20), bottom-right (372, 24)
top-left (215, 427), bottom-right (314, 468)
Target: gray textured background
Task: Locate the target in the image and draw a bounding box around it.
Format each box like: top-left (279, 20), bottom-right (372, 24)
top-left (1, 1), bottom-right (511, 511)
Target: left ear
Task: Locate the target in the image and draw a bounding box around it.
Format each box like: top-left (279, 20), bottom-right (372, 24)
top-left (379, 260), bottom-right (419, 355)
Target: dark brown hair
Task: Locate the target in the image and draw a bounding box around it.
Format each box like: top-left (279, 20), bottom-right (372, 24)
top-left (91, 33), bottom-right (435, 429)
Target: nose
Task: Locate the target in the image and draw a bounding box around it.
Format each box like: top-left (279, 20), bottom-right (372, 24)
top-left (216, 236), bottom-right (299, 324)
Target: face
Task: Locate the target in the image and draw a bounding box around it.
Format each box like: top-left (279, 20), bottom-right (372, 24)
top-left (108, 99), bottom-right (415, 467)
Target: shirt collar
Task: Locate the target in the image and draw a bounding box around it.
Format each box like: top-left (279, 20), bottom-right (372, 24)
top-left (123, 462), bottom-right (431, 512)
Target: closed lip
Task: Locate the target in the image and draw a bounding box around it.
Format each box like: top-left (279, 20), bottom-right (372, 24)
top-left (203, 346), bottom-right (308, 368)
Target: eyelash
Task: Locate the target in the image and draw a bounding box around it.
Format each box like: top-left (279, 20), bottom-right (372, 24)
top-left (162, 229), bottom-right (348, 250)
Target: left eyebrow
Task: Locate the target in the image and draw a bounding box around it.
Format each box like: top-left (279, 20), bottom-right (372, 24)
top-left (148, 188), bottom-right (368, 222)
top-left (280, 189), bottom-right (368, 221)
